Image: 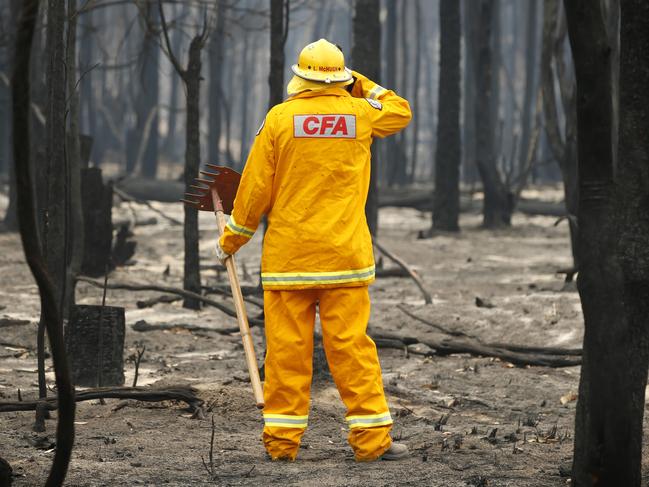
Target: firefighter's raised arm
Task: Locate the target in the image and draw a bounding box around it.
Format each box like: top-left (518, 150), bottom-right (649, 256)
top-left (348, 70), bottom-right (412, 138)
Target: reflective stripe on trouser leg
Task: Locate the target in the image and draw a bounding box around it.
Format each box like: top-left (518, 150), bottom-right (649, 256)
top-left (262, 289), bottom-right (318, 460)
top-left (317, 286), bottom-right (393, 461)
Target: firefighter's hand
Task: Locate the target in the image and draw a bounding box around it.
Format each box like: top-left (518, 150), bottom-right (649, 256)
top-left (215, 240), bottom-right (231, 265)
top-left (348, 70), bottom-right (368, 98)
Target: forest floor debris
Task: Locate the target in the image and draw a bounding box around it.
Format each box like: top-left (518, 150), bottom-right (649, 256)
top-left (3, 198), bottom-right (649, 486)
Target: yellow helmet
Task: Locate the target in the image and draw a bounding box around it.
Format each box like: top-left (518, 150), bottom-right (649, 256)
top-left (287, 39), bottom-right (353, 96)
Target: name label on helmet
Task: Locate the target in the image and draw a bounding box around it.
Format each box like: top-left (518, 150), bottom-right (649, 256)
top-left (293, 114), bottom-right (356, 138)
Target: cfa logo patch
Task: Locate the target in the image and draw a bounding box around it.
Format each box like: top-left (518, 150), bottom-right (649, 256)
top-left (293, 114), bottom-right (356, 138)
top-left (365, 98), bottom-right (382, 110)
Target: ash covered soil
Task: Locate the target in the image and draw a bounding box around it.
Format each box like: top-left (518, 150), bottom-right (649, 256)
top-left (1, 189), bottom-right (645, 486)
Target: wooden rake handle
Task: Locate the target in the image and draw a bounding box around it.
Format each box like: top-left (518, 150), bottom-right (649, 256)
top-left (210, 186), bottom-right (264, 409)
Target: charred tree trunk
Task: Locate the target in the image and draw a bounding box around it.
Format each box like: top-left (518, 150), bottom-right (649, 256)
top-left (238, 35), bottom-right (251, 169)
top-left (64, 0), bottom-right (84, 317)
top-left (390, 0), bottom-right (409, 187)
top-left (567, 0), bottom-right (649, 484)
top-left (181, 37), bottom-right (205, 309)
top-left (139, 5), bottom-right (160, 178)
top-left (44, 0), bottom-right (67, 313)
top-left (541, 0), bottom-right (579, 272)
top-left (518, 0), bottom-right (539, 177)
top-left (158, 3), bottom-right (208, 309)
top-left (80, 168), bottom-right (113, 277)
top-left (208, 1), bottom-right (226, 163)
top-left (352, 0), bottom-right (381, 236)
top-left (407, 0), bottom-right (421, 182)
top-left (474, 0), bottom-right (512, 228)
top-left (269, 0), bottom-right (289, 110)
top-left (383, 0), bottom-right (398, 185)
top-left (432, 0), bottom-right (461, 232)
top-left (462, 0), bottom-right (479, 187)
top-left (13, 0), bottom-right (76, 484)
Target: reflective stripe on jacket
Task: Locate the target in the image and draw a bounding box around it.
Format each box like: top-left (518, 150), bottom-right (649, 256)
top-left (219, 72), bottom-right (412, 290)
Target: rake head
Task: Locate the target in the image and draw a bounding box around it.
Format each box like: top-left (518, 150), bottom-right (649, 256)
top-left (182, 164), bottom-right (242, 214)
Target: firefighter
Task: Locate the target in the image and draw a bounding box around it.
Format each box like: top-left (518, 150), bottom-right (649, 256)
top-left (216, 39), bottom-right (412, 461)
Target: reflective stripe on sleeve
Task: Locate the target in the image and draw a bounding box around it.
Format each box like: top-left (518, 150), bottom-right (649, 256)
top-left (226, 215), bottom-right (255, 238)
top-left (368, 84), bottom-right (387, 100)
top-left (263, 413), bottom-right (309, 429)
top-left (261, 265), bottom-right (375, 287)
top-left (346, 412), bottom-right (393, 429)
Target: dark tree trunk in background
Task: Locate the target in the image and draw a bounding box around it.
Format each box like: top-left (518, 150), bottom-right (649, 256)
top-left (79, 8), bottom-right (96, 162)
top-left (489, 0), bottom-right (501, 149)
top-left (432, 0), bottom-right (461, 233)
top-left (159, 3), bottom-right (208, 310)
top-left (269, 0), bottom-right (289, 110)
top-left (138, 5), bottom-right (160, 178)
top-left (64, 0), bottom-right (84, 317)
top-left (208, 1), bottom-right (226, 163)
top-left (390, 0), bottom-right (409, 187)
top-left (541, 0), bottom-right (579, 272)
top-left (383, 0), bottom-right (398, 184)
top-left (80, 167), bottom-right (113, 277)
top-left (352, 0), bottom-right (381, 236)
top-left (518, 0), bottom-right (539, 176)
top-left (13, 0), bottom-right (76, 483)
top-left (2, 0), bottom-right (18, 229)
top-left (567, 1), bottom-right (649, 484)
top-left (182, 37), bottom-right (205, 309)
top-left (44, 0), bottom-right (67, 316)
top-left (474, 0), bottom-right (512, 228)
top-left (163, 8), bottom-right (183, 159)
top-left (238, 35), bottom-right (251, 168)
top-left (407, 0), bottom-right (421, 182)
top-left (462, 0), bottom-right (478, 187)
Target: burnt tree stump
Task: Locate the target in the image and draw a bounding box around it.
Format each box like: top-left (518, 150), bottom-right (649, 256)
top-left (80, 167), bottom-right (113, 277)
top-left (66, 305), bottom-right (125, 387)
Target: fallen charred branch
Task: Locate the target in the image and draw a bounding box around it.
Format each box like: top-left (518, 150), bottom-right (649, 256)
top-left (379, 188), bottom-right (567, 217)
top-left (114, 177), bottom-right (184, 203)
top-left (0, 385), bottom-right (203, 413)
top-left (397, 304), bottom-right (477, 339)
top-left (113, 185), bottom-right (182, 226)
top-left (373, 240), bottom-right (433, 304)
top-left (132, 320), bottom-right (241, 335)
top-left (376, 267), bottom-right (410, 278)
top-left (203, 283), bottom-right (262, 296)
top-left (370, 330), bottom-right (581, 367)
top-left (397, 305), bottom-right (582, 356)
top-left (136, 294), bottom-right (182, 309)
top-left (77, 277), bottom-right (264, 325)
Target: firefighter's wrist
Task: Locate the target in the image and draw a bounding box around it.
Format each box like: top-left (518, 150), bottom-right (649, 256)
top-left (215, 240), bottom-right (231, 265)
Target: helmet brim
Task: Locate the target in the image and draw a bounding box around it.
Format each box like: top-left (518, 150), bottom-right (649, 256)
top-left (291, 64), bottom-right (353, 84)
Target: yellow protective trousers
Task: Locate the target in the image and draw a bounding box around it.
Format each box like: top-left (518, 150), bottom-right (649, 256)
top-left (262, 286), bottom-right (393, 461)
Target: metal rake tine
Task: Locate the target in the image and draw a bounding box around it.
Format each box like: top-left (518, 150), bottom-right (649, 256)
top-left (185, 192), bottom-right (206, 199)
top-left (200, 170), bottom-right (220, 178)
top-left (205, 163), bottom-right (223, 172)
top-left (190, 184), bottom-right (209, 192)
top-left (195, 177), bottom-right (215, 185)
top-left (181, 198), bottom-right (200, 207)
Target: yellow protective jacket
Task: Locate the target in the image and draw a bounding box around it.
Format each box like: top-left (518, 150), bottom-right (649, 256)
top-left (219, 72), bottom-right (411, 290)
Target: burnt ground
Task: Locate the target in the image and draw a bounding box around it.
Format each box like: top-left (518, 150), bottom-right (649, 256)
top-left (1, 188), bottom-right (648, 486)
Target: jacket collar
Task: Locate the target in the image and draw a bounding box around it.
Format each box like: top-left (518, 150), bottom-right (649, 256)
top-left (286, 87), bottom-right (351, 102)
